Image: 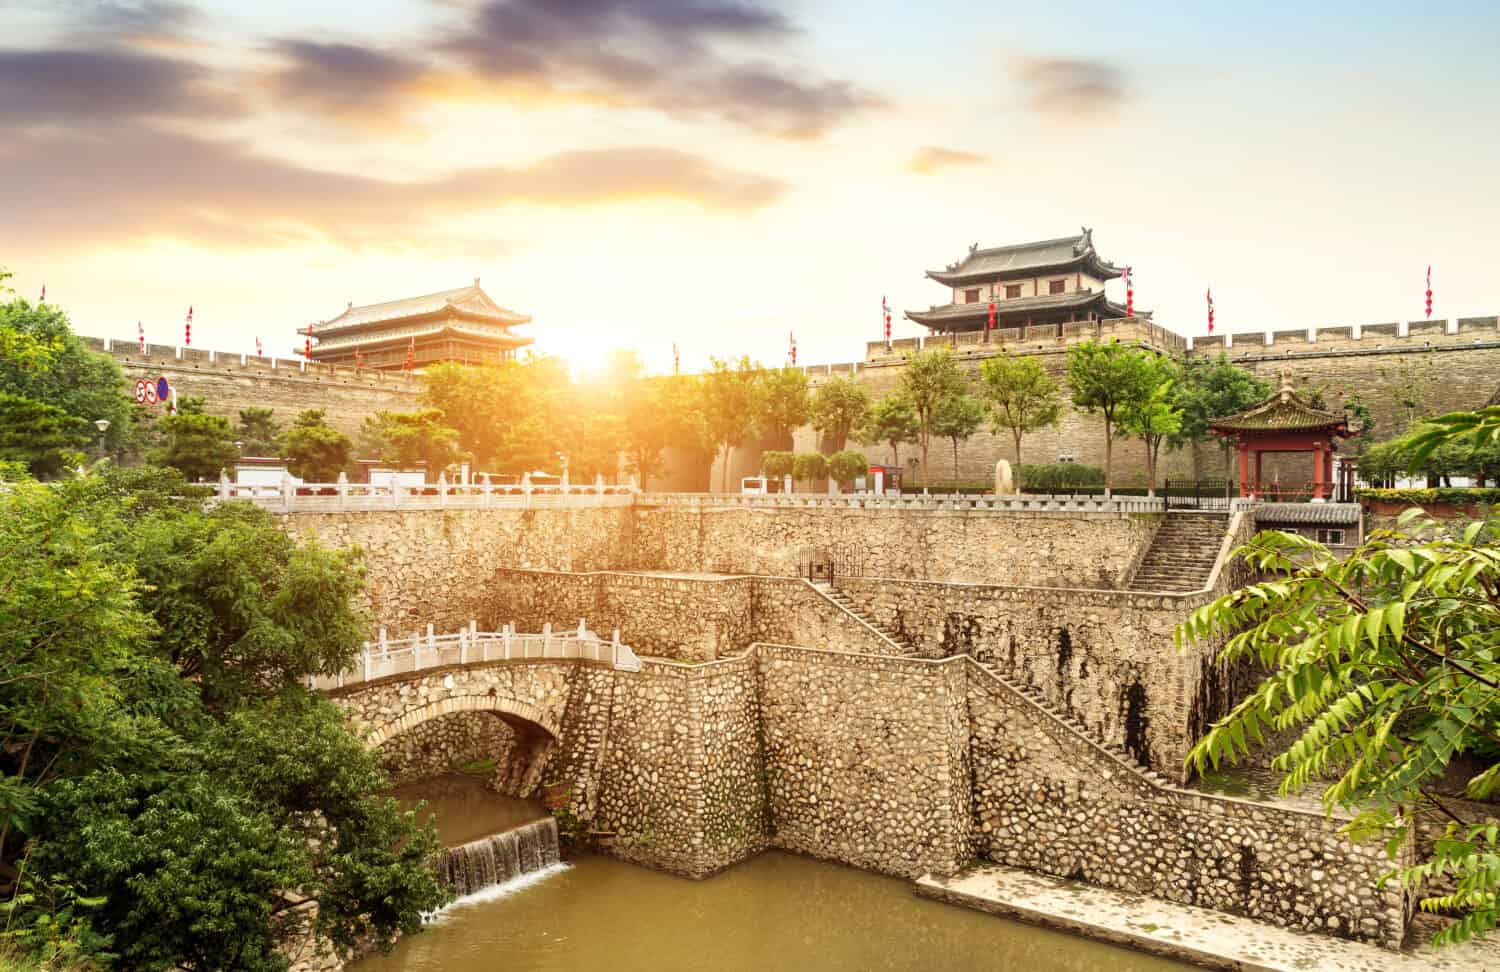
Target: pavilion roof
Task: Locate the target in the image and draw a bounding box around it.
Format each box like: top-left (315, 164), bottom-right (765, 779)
top-left (1209, 376), bottom-right (1349, 434)
top-left (904, 289), bottom-right (1126, 328)
top-left (925, 228), bottom-right (1124, 286)
top-left (304, 281), bottom-right (530, 338)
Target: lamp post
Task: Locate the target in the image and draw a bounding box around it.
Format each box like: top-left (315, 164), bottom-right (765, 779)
top-left (93, 418), bottom-right (110, 459)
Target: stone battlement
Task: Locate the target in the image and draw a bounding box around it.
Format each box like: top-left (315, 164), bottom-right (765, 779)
top-left (851, 313), bottom-right (1500, 369)
top-left (80, 335), bottom-right (424, 391)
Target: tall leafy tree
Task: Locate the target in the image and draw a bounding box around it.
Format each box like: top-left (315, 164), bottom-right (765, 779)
top-left (280, 409), bottom-right (352, 482)
top-left (1172, 353), bottom-right (1271, 479)
top-left (359, 409), bottom-right (465, 476)
top-left (235, 407), bottom-right (282, 456)
top-left (897, 348), bottom-right (967, 484)
top-left (862, 394), bottom-right (919, 469)
top-left (1120, 356), bottom-right (1183, 496)
top-left (0, 391), bottom-right (86, 477)
top-left (621, 380), bottom-right (676, 490)
top-left (152, 409), bottom-right (239, 482)
top-left (757, 366), bottom-right (810, 451)
top-left (978, 353), bottom-right (1062, 483)
top-left (809, 376), bottom-right (871, 453)
top-left (1065, 341), bottom-right (1155, 492)
top-left (703, 356), bottom-right (762, 492)
top-left (931, 392), bottom-right (985, 488)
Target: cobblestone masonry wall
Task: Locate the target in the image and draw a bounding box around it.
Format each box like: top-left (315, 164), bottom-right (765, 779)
top-left (487, 569), bottom-right (897, 661)
top-left (376, 710), bottom-right (518, 786)
top-left (280, 506), bottom-right (1157, 635)
top-left (967, 663), bottom-right (1409, 946)
top-left (757, 645), bottom-right (972, 879)
top-left (834, 577), bottom-right (1213, 774)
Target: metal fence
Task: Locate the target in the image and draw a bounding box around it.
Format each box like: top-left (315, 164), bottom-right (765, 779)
top-left (307, 619), bottom-right (642, 690)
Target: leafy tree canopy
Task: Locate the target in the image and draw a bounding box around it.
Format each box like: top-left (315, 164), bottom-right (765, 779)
top-left (1065, 341), bottom-right (1157, 490)
top-left (757, 366), bottom-right (810, 450)
top-left (810, 376), bottom-right (871, 454)
top-left (861, 394), bottom-right (919, 468)
top-left (237, 407), bottom-right (283, 457)
top-left (978, 353), bottom-right (1062, 478)
top-left (280, 409), bottom-right (352, 482)
top-left (897, 349), bottom-right (966, 484)
top-left (151, 408), bottom-right (238, 482)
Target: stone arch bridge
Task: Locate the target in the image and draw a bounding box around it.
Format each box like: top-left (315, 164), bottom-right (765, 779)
top-left (319, 623), bottom-right (640, 798)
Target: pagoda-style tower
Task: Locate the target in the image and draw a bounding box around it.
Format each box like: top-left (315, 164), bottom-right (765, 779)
top-left (298, 280), bottom-right (532, 371)
top-left (1209, 375), bottom-right (1350, 500)
top-left (905, 228), bottom-right (1134, 339)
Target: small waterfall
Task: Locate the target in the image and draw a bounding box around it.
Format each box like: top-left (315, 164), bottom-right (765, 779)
top-left (434, 817), bottom-right (561, 897)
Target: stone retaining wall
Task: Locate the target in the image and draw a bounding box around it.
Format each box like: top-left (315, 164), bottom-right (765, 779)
top-left (967, 663), bottom-right (1409, 946)
top-left (757, 644), bottom-right (971, 879)
top-left (376, 710), bottom-right (518, 786)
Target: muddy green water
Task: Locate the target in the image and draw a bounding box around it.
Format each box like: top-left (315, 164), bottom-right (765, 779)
top-left (357, 840), bottom-right (1191, 971)
top-left (391, 774), bottom-right (548, 846)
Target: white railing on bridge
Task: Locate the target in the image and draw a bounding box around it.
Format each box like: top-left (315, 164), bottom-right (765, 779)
top-left (219, 472), bottom-right (636, 512)
top-left (308, 619), bottom-right (642, 690)
top-left (636, 491), bottom-right (1167, 515)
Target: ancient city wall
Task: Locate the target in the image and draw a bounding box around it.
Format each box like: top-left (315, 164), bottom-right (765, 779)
top-left (82, 337), bottom-right (421, 437)
top-left (967, 665), bottom-right (1409, 946)
top-left (757, 644), bottom-right (972, 880)
top-left (279, 505), bottom-right (1160, 635)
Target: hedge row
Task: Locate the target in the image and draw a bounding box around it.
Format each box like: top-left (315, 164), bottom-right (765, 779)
top-left (1355, 487), bottom-right (1500, 505)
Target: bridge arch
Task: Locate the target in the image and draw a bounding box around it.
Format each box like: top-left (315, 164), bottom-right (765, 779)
top-left (363, 694), bottom-right (560, 749)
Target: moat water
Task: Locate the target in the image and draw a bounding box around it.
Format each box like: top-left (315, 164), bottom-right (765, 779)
top-left (361, 777), bottom-right (1192, 972)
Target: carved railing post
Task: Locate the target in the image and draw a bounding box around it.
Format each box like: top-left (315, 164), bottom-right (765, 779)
top-left (281, 473), bottom-right (293, 512)
top-left (437, 472), bottom-right (448, 508)
top-left (337, 471), bottom-right (348, 511)
top-left (542, 621), bottom-right (552, 658)
top-left (218, 470), bottom-right (231, 500)
top-left (362, 642), bottom-right (371, 683)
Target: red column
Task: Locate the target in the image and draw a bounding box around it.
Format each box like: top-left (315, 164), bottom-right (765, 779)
top-left (1254, 452), bottom-right (1263, 497)
top-left (1238, 442), bottom-right (1251, 497)
top-left (1325, 449), bottom-right (1336, 500)
top-left (1312, 443), bottom-right (1328, 500)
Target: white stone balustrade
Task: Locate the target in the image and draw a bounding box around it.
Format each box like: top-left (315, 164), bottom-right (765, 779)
top-left (307, 618), bottom-right (642, 690)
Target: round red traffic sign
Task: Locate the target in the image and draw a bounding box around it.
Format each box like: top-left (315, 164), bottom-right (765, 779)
top-left (144, 382), bottom-right (157, 405)
top-left (134, 379), bottom-right (147, 404)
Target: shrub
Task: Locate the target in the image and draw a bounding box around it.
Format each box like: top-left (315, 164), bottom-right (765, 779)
top-left (1355, 487), bottom-right (1500, 505)
top-left (760, 450), bottom-right (794, 479)
top-left (791, 452), bottom-right (827, 482)
top-left (828, 450), bottom-right (867, 482)
top-left (1016, 462), bottom-right (1106, 493)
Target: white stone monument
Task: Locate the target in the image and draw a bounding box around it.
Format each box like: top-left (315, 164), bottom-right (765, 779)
top-left (994, 459), bottom-right (1014, 496)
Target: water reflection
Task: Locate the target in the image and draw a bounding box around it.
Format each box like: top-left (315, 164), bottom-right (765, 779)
top-left (391, 773), bottom-right (547, 847)
top-left (355, 851), bottom-right (1189, 972)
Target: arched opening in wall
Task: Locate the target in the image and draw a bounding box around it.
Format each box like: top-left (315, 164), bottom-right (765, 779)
top-left (373, 703), bottom-right (558, 800)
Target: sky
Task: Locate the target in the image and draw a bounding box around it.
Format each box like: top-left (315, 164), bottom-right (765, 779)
top-left (3, 0), bottom-right (1499, 376)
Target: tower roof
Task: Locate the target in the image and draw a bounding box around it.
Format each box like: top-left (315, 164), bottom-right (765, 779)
top-left (925, 227), bottom-right (1124, 286)
top-left (1208, 375), bottom-right (1349, 434)
top-left (905, 289), bottom-right (1127, 329)
top-left (303, 281), bottom-right (530, 338)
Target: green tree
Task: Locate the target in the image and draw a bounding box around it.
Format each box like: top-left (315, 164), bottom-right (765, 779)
top-left (1179, 504), bottom-right (1500, 946)
top-left (978, 353), bottom-right (1062, 483)
top-left (862, 394), bottom-right (919, 469)
top-left (1065, 341), bottom-right (1156, 493)
top-left (757, 366), bottom-right (810, 451)
top-left (760, 450), bottom-right (795, 482)
top-left (151, 409), bottom-right (238, 482)
top-left (931, 393), bottom-right (985, 488)
top-left (703, 356), bottom-right (762, 493)
top-left (660, 376), bottom-right (719, 492)
top-left (621, 380), bottom-right (677, 490)
top-left (422, 358), bottom-right (564, 474)
top-left (1120, 357), bottom-right (1183, 496)
top-left (1171, 353), bottom-right (1271, 481)
top-left (359, 409), bottom-right (464, 476)
top-left (0, 392), bottom-right (86, 478)
top-left (1, 470), bottom-right (444, 967)
top-left (0, 296), bottom-right (132, 455)
top-left (791, 451), bottom-right (827, 486)
top-left (809, 376), bottom-right (870, 453)
top-left (236, 407), bottom-right (282, 456)
top-left (897, 348), bottom-right (967, 484)
top-left (828, 449), bottom-right (868, 485)
top-left (280, 409), bottom-right (352, 482)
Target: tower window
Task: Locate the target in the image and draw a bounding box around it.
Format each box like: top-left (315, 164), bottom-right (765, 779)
top-left (964, 288), bottom-right (981, 303)
top-left (1049, 279), bottom-right (1067, 295)
top-left (1005, 284), bottom-right (1022, 299)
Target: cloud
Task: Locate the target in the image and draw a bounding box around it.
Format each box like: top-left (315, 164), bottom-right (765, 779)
top-left (78, 0), bottom-right (198, 37)
top-left (0, 47), bottom-right (241, 126)
top-left (264, 39), bottom-right (429, 124)
top-left (0, 127), bottom-right (788, 251)
top-left (1010, 57), bottom-right (1126, 121)
top-left (439, 0), bottom-right (881, 138)
top-left (907, 145), bottom-right (989, 175)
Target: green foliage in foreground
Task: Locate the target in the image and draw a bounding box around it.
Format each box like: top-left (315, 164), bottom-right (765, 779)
top-left (1178, 509), bottom-right (1500, 945)
top-left (1355, 487), bottom-right (1500, 506)
top-left (0, 468), bottom-right (445, 968)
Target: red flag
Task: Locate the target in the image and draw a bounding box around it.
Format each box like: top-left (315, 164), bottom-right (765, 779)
top-left (789, 332), bottom-right (797, 366)
top-left (1123, 266), bottom-right (1133, 318)
top-left (255, 336), bottom-right (262, 357)
top-left (672, 342), bottom-right (679, 375)
top-left (1206, 288), bottom-right (1214, 332)
top-left (138, 321), bottom-right (145, 354)
top-left (987, 302), bottom-right (995, 331)
top-left (404, 335), bottom-right (415, 372)
top-left (39, 285), bottom-right (45, 302)
top-left (185, 305), bottom-right (193, 346)
top-left (355, 349), bottom-right (362, 370)
top-left (305, 322), bottom-right (313, 360)
top-left (1425, 265), bottom-right (1433, 319)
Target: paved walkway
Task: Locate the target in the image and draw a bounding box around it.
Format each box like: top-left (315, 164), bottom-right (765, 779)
top-left (916, 863), bottom-right (1500, 972)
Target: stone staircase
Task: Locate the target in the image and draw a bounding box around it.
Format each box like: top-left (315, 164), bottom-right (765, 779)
top-left (1128, 513), bottom-right (1230, 593)
top-left (814, 582), bottom-right (1171, 788)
